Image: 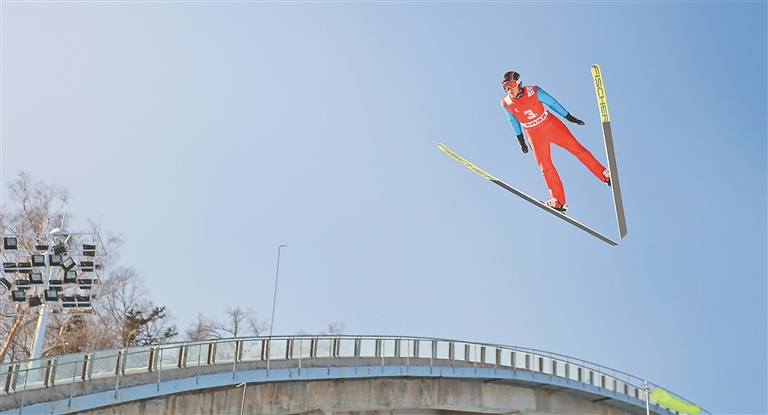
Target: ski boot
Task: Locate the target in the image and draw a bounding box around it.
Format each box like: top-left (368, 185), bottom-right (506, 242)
top-left (544, 198), bottom-right (568, 213)
top-left (603, 169), bottom-right (611, 187)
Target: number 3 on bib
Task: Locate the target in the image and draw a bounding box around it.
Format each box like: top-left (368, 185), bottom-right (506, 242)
top-left (524, 109), bottom-right (536, 119)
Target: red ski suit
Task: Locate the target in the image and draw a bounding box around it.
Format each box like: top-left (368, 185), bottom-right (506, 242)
top-left (501, 86), bottom-right (605, 205)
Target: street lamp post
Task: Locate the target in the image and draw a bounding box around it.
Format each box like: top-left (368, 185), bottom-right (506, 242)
top-left (29, 304), bottom-right (50, 363)
top-left (269, 244), bottom-right (287, 339)
top-left (266, 244), bottom-right (286, 372)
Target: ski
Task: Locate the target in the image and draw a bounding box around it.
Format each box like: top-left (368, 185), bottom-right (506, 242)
top-left (591, 64), bottom-right (628, 239)
top-left (438, 143), bottom-right (618, 246)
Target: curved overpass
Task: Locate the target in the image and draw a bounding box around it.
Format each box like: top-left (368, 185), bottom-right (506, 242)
top-left (0, 335), bottom-right (705, 415)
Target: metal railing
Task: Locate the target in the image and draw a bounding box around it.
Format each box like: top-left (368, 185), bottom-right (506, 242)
top-left (0, 335), bottom-right (706, 414)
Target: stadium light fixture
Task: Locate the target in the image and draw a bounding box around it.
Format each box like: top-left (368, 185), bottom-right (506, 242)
top-left (62, 296), bottom-right (76, 308)
top-left (3, 237), bottom-right (18, 250)
top-left (29, 272), bottom-right (43, 285)
top-left (44, 289), bottom-right (59, 302)
top-left (2, 262), bottom-right (16, 273)
top-left (63, 270), bottom-right (77, 283)
top-left (61, 257), bottom-right (76, 271)
top-left (79, 261), bottom-right (94, 272)
top-left (52, 244), bottom-right (67, 255)
top-left (82, 244), bottom-right (96, 257)
top-left (76, 295), bottom-right (91, 307)
top-left (31, 255), bottom-right (46, 267)
top-left (11, 290), bottom-right (25, 302)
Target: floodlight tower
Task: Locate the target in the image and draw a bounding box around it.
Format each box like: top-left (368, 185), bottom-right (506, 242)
top-left (29, 228), bottom-right (69, 362)
top-left (1, 229), bottom-right (104, 365)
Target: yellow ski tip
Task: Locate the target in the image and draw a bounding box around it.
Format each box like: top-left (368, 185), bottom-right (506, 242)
top-left (591, 64), bottom-right (610, 123)
top-left (438, 143), bottom-right (498, 182)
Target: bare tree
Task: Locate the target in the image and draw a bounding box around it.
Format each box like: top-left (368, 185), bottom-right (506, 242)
top-left (185, 313), bottom-right (220, 341)
top-left (321, 322), bottom-right (346, 335)
top-left (184, 306), bottom-right (266, 340)
top-left (91, 266), bottom-right (177, 348)
top-left (43, 314), bottom-right (90, 356)
top-left (0, 309), bottom-right (37, 362)
top-left (92, 267), bottom-right (148, 347)
top-left (3, 171), bottom-right (69, 236)
top-left (295, 322), bottom-right (347, 336)
top-left (246, 310), bottom-right (268, 336)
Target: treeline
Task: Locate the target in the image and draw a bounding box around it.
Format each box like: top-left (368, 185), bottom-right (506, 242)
top-left (0, 173), bottom-right (342, 363)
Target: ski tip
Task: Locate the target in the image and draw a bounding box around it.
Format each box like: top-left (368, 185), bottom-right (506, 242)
top-left (438, 143), bottom-right (498, 182)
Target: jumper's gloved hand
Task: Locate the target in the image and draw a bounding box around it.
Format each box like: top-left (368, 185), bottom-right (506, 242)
top-left (565, 113), bottom-right (585, 126)
top-left (516, 134), bottom-right (529, 154)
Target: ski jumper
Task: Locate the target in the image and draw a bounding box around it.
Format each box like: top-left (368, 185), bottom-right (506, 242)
top-left (501, 86), bottom-right (605, 205)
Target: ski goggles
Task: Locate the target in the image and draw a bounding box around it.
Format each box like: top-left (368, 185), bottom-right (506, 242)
top-left (502, 80), bottom-right (520, 91)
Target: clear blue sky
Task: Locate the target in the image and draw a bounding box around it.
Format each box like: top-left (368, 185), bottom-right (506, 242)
top-left (1, 1), bottom-right (765, 414)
